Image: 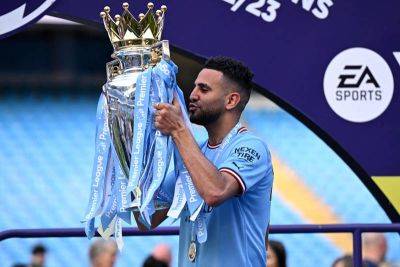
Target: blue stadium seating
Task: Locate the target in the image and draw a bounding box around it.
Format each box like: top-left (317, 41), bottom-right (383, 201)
top-left (0, 94), bottom-right (398, 266)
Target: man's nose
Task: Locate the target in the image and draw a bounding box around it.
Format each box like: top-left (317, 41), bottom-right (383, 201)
top-left (190, 87), bottom-right (199, 102)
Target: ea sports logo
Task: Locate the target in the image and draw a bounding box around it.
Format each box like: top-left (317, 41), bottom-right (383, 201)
top-left (323, 48), bottom-right (394, 123)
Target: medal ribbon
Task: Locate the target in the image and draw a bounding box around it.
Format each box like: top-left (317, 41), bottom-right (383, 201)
top-left (195, 122), bottom-right (243, 244)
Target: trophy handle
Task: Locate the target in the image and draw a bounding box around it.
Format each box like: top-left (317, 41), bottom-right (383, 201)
top-left (150, 40), bottom-right (170, 64)
top-left (106, 59), bottom-right (122, 81)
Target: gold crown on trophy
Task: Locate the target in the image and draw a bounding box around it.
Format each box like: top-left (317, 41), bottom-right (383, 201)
top-left (100, 2), bottom-right (167, 50)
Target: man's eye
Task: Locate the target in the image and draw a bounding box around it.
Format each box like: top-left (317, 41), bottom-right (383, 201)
top-left (200, 87), bottom-right (207, 92)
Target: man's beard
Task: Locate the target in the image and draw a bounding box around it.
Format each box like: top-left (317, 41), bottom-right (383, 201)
top-left (189, 107), bottom-right (223, 126)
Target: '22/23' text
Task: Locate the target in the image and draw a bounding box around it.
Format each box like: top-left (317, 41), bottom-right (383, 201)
top-left (222, 0), bottom-right (334, 23)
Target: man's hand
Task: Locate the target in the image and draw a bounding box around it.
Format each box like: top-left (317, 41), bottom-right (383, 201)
top-left (154, 97), bottom-right (186, 137)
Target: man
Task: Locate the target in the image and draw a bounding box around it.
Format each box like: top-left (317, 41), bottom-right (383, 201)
top-left (266, 240), bottom-right (287, 267)
top-left (362, 232), bottom-right (388, 267)
top-left (151, 244), bottom-right (172, 267)
top-left (88, 239), bottom-right (118, 267)
top-left (29, 244), bottom-right (47, 267)
top-left (141, 56), bottom-right (274, 266)
top-left (142, 244), bottom-right (172, 267)
top-left (331, 255), bottom-right (354, 267)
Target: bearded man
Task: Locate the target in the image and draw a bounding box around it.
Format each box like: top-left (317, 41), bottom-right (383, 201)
top-left (139, 56), bottom-right (274, 267)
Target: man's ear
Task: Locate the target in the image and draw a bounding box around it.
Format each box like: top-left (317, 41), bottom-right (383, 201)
top-left (225, 92), bottom-right (241, 110)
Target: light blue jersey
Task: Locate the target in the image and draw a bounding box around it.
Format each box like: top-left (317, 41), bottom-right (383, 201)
top-left (178, 126), bottom-right (274, 267)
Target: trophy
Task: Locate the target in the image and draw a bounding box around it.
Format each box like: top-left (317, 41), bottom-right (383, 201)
top-left (83, 3), bottom-right (204, 246)
top-left (82, 2), bottom-right (176, 242)
top-left (100, 0), bottom-right (175, 212)
top-left (100, 2), bottom-right (169, 183)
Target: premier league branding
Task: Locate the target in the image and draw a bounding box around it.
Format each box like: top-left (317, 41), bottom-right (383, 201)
top-left (0, 0), bottom-right (56, 37)
top-left (323, 47), bottom-right (394, 123)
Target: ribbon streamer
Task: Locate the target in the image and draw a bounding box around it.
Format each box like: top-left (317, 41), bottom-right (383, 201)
top-left (82, 59), bottom-right (210, 247)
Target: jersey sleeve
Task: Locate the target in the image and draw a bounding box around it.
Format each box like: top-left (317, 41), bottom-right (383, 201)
top-left (218, 138), bottom-right (271, 195)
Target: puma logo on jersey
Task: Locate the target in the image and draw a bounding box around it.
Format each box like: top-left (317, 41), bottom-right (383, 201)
top-left (233, 162), bottom-right (242, 170)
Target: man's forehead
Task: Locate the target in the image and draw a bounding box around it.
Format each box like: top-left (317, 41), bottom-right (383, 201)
top-left (195, 68), bottom-right (224, 84)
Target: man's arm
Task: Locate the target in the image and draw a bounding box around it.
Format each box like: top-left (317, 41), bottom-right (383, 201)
top-left (134, 209), bottom-right (169, 231)
top-left (134, 162), bottom-right (177, 230)
top-left (154, 100), bottom-right (241, 207)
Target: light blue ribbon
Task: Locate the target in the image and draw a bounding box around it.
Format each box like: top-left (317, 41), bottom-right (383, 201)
top-left (99, 150), bottom-right (116, 216)
top-left (100, 186), bottom-right (118, 231)
top-left (82, 93), bottom-right (111, 238)
top-left (175, 89), bottom-right (204, 218)
top-left (127, 67), bottom-right (153, 206)
top-left (84, 218), bottom-right (96, 239)
top-left (154, 59), bottom-right (205, 219)
top-left (138, 143), bottom-right (155, 228)
top-left (115, 217), bottom-right (124, 250)
top-left (196, 212), bottom-right (208, 243)
top-left (140, 66), bottom-right (172, 219)
top-left (116, 163), bottom-right (131, 224)
top-left (167, 176), bottom-right (186, 219)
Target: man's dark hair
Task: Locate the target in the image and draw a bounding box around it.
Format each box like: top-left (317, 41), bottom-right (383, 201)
top-left (204, 56), bottom-right (254, 112)
top-left (142, 255), bottom-right (168, 267)
top-left (268, 240), bottom-right (287, 267)
top-left (332, 255), bottom-right (354, 267)
top-left (32, 244), bottom-right (46, 255)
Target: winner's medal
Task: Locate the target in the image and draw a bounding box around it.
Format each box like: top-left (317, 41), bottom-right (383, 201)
top-left (188, 222), bottom-right (197, 262)
top-left (188, 241), bottom-right (197, 262)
